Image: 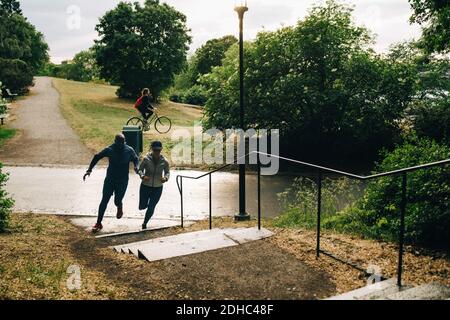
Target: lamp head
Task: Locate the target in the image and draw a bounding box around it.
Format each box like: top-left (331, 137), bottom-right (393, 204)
top-left (234, 1), bottom-right (248, 17)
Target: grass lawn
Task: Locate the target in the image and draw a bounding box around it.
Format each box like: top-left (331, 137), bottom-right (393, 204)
top-left (52, 78), bottom-right (203, 166)
top-left (0, 127), bottom-right (15, 148)
top-left (0, 213), bottom-right (130, 299)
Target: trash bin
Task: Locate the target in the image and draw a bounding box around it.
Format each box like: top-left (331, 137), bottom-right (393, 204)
top-left (122, 125), bottom-right (143, 155)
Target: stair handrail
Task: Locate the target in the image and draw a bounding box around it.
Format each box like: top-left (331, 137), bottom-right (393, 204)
top-left (175, 151), bottom-right (450, 287)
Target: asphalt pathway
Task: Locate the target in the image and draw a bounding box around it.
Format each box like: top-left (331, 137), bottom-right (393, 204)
top-left (0, 76), bottom-right (92, 165)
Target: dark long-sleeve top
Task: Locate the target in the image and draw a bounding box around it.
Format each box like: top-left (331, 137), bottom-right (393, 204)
top-left (141, 95), bottom-right (154, 111)
top-left (88, 143), bottom-right (139, 181)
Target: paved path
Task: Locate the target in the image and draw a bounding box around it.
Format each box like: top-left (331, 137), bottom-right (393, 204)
top-left (0, 77), bottom-right (92, 165)
top-left (4, 166), bottom-right (291, 219)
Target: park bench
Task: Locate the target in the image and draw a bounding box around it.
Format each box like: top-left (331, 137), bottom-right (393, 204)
top-left (4, 88), bottom-right (17, 101)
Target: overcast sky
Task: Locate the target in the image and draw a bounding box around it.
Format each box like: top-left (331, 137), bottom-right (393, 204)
top-left (20, 0), bottom-right (422, 64)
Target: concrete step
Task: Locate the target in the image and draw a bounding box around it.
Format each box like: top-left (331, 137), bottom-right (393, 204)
top-left (138, 231), bottom-right (238, 261)
top-left (359, 283), bottom-right (413, 300)
top-left (118, 228), bottom-right (244, 256)
top-left (385, 283), bottom-right (450, 300)
top-left (112, 228), bottom-right (246, 256)
top-left (222, 227), bottom-right (274, 244)
top-left (327, 280), bottom-right (450, 300)
top-left (113, 227), bottom-right (274, 262)
top-left (326, 279), bottom-right (398, 300)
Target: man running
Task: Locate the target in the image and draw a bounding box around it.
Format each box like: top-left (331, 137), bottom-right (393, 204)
top-left (83, 133), bottom-right (139, 233)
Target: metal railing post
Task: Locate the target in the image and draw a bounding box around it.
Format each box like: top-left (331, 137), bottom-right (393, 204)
top-left (397, 172), bottom-right (407, 287)
top-left (257, 162), bottom-right (261, 230)
top-left (180, 177), bottom-right (184, 228)
top-left (316, 171), bottom-right (322, 259)
top-left (209, 174), bottom-right (212, 230)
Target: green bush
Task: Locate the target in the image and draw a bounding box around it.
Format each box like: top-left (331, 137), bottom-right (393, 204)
top-left (0, 163), bottom-right (14, 232)
top-left (275, 137), bottom-right (450, 249)
top-left (0, 58), bottom-right (33, 93)
top-left (330, 137), bottom-right (450, 247)
top-left (410, 102), bottom-right (450, 144)
top-left (169, 92), bottom-right (183, 103)
top-left (181, 85), bottom-right (207, 106)
top-left (167, 85), bottom-right (207, 106)
top-left (274, 176), bottom-right (363, 229)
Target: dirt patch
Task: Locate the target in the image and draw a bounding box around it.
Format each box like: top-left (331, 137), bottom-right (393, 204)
top-left (69, 217), bottom-right (336, 300)
top-left (0, 214), bottom-right (335, 300)
top-left (269, 228), bottom-right (450, 294)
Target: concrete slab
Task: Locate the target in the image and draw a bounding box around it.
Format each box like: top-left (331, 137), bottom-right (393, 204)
top-left (386, 283), bottom-right (450, 300)
top-left (224, 227), bottom-right (274, 244)
top-left (114, 229), bottom-right (228, 256)
top-left (359, 283), bottom-right (413, 300)
top-left (326, 279), bottom-right (398, 300)
top-left (113, 227), bottom-right (274, 262)
top-left (114, 229), bottom-right (243, 256)
top-left (138, 232), bottom-right (238, 261)
top-left (70, 217), bottom-right (183, 235)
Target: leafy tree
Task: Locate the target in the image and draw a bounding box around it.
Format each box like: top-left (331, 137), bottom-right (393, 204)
top-left (388, 41), bottom-right (450, 143)
top-left (50, 49), bottom-right (101, 82)
top-left (0, 163), bottom-right (14, 232)
top-left (72, 49), bottom-right (100, 82)
top-left (28, 30), bottom-right (50, 73)
top-left (409, 0), bottom-right (450, 53)
top-left (0, 58), bottom-right (33, 93)
top-left (94, 0), bottom-right (191, 98)
top-left (171, 58), bottom-right (195, 91)
top-left (36, 62), bottom-right (59, 77)
top-left (167, 35), bottom-right (237, 105)
top-left (202, 0), bottom-right (416, 166)
top-left (0, 0), bottom-right (49, 92)
top-left (189, 35), bottom-right (237, 84)
top-left (0, 0), bottom-right (21, 15)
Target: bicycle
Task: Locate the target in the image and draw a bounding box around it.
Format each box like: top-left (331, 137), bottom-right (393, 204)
top-left (127, 109), bottom-right (172, 133)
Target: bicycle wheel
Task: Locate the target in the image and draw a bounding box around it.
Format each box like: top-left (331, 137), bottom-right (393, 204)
top-left (154, 116), bottom-right (172, 134)
top-left (127, 117), bottom-right (144, 129)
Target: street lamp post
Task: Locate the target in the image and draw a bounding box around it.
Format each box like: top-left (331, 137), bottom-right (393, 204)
top-left (234, 2), bottom-right (250, 222)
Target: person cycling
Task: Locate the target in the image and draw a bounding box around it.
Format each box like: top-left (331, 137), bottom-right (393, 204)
top-left (134, 88), bottom-right (155, 121)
